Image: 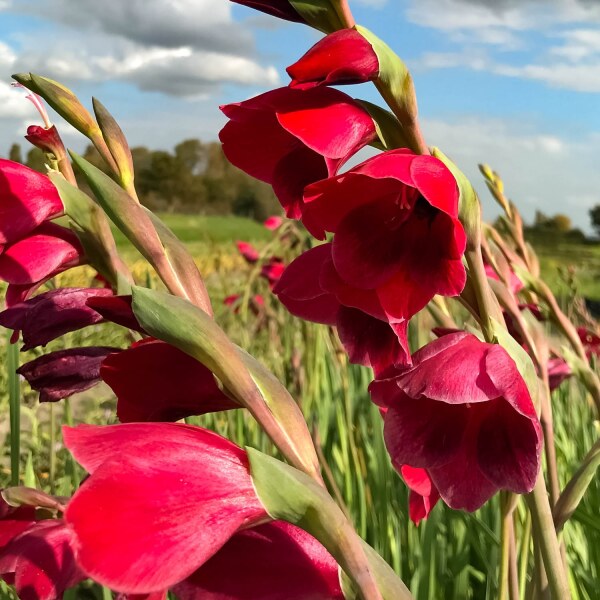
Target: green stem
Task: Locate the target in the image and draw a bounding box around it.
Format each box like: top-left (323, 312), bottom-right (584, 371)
top-left (49, 403), bottom-right (56, 495)
top-left (499, 505), bottom-right (511, 600)
top-left (519, 511), bottom-right (532, 600)
top-left (526, 472), bottom-right (571, 599)
top-left (7, 333), bottom-right (20, 487)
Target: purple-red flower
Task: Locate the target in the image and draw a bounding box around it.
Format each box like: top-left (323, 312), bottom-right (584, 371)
top-left (63, 423), bottom-right (270, 594)
top-left (261, 256), bottom-right (286, 288)
top-left (288, 29), bottom-right (379, 89)
top-left (230, 0), bottom-right (306, 24)
top-left (236, 240), bottom-right (260, 264)
top-left (0, 159), bottom-right (63, 247)
top-left (370, 331), bottom-right (543, 511)
top-left (0, 287), bottom-right (113, 350)
top-left (578, 327), bottom-right (600, 359)
top-left (220, 87), bottom-right (377, 219)
top-left (100, 339), bottom-right (237, 423)
top-left (18, 347), bottom-right (117, 402)
top-left (264, 215), bottom-right (284, 230)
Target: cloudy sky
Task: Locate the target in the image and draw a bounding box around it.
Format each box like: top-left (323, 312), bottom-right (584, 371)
top-left (1, 0), bottom-right (599, 231)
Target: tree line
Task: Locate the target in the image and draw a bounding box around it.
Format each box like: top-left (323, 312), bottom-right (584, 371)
top-left (6, 139), bottom-right (280, 221)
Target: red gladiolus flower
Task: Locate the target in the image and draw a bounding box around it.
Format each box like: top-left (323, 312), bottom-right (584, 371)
top-left (86, 295), bottom-right (143, 333)
top-left (18, 347), bottom-right (118, 402)
top-left (0, 497), bottom-right (36, 551)
top-left (230, 0), bottom-right (306, 24)
top-left (220, 87), bottom-right (377, 219)
top-left (236, 240), bottom-right (260, 264)
top-left (173, 521), bottom-right (344, 600)
top-left (275, 243), bottom-right (410, 373)
top-left (288, 29), bottom-right (379, 89)
top-left (101, 339), bottom-right (237, 423)
top-left (0, 159), bottom-right (63, 246)
top-left (400, 466), bottom-right (440, 526)
top-left (578, 327), bottom-right (600, 358)
top-left (0, 287), bottom-right (113, 351)
top-left (370, 331), bottom-right (542, 511)
top-left (0, 222), bottom-right (83, 287)
top-left (0, 519), bottom-right (84, 600)
top-left (25, 125), bottom-right (65, 157)
top-left (63, 423), bottom-right (269, 594)
top-left (299, 149), bottom-right (466, 324)
top-left (264, 215), bottom-right (283, 230)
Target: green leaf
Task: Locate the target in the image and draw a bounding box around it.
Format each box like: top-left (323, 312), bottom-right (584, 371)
top-left (248, 448), bottom-right (413, 600)
top-left (357, 100), bottom-right (409, 151)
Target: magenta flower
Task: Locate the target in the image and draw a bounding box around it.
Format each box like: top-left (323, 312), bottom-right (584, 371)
top-left (370, 331), bottom-right (543, 511)
top-left (288, 29), bottom-right (379, 89)
top-left (100, 339), bottom-right (237, 423)
top-left (18, 347), bottom-right (117, 402)
top-left (264, 215), bottom-right (284, 230)
top-left (0, 287), bottom-right (113, 351)
top-left (63, 423), bottom-right (270, 594)
top-left (220, 87), bottom-right (376, 219)
top-left (236, 240), bottom-right (260, 264)
top-left (261, 256), bottom-right (286, 288)
top-left (0, 159), bottom-right (63, 246)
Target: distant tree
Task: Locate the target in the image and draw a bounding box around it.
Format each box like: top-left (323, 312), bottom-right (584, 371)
top-left (531, 211), bottom-right (572, 234)
top-left (549, 214), bottom-right (572, 233)
top-left (26, 148), bottom-right (46, 173)
top-left (591, 205), bottom-right (600, 237)
top-left (8, 143), bottom-right (23, 164)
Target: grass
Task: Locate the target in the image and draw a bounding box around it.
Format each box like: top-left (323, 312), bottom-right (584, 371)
top-left (0, 215), bottom-right (599, 599)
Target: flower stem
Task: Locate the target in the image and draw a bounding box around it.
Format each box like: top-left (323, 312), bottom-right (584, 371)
top-left (7, 333), bottom-right (20, 487)
top-left (526, 472), bottom-right (571, 599)
top-left (333, 0), bottom-right (355, 28)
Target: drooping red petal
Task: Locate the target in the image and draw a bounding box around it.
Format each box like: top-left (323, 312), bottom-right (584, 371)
top-left (64, 423), bottom-right (268, 594)
top-left (86, 295), bottom-right (143, 332)
top-left (0, 159), bottom-right (63, 245)
top-left (0, 500), bottom-right (36, 550)
top-left (100, 339), bottom-right (237, 423)
top-left (173, 521), bottom-right (343, 600)
top-left (0, 223), bottom-right (82, 285)
top-left (400, 466), bottom-right (440, 525)
top-left (287, 29), bottom-right (379, 89)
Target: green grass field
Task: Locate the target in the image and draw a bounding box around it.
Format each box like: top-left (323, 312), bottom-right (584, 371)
top-left (0, 214), bottom-right (599, 599)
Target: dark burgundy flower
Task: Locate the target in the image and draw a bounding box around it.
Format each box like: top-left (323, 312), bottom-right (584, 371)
top-left (0, 159), bottom-right (63, 246)
top-left (0, 287), bottom-right (113, 351)
top-left (0, 222), bottom-right (83, 287)
top-left (230, 0), bottom-right (306, 24)
top-left (220, 87), bottom-right (377, 219)
top-left (0, 519), bottom-right (84, 600)
top-left (85, 295), bottom-right (143, 333)
top-left (63, 423), bottom-right (269, 594)
top-left (400, 466), bottom-right (440, 526)
top-left (173, 521), bottom-right (344, 600)
top-left (25, 125), bottom-right (65, 157)
top-left (370, 331), bottom-right (543, 511)
top-left (100, 339), bottom-right (237, 423)
top-left (288, 29), bottom-right (379, 89)
top-left (296, 149), bottom-right (466, 325)
top-left (275, 243), bottom-right (409, 373)
top-left (17, 347), bottom-right (118, 402)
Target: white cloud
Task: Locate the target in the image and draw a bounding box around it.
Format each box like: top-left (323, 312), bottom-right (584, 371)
top-left (423, 116), bottom-right (600, 231)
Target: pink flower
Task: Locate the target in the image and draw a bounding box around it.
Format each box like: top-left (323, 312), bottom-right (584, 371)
top-left (370, 332), bottom-right (542, 511)
top-left (547, 357), bottom-right (572, 391)
top-left (287, 29), bottom-right (379, 89)
top-left (485, 263), bottom-right (523, 295)
top-left (0, 159), bottom-right (63, 246)
top-left (64, 423), bottom-right (269, 594)
top-left (264, 215), bottom-right (284, 230)
top-left (100, 339), bottom-right (237, 423)
top-left (236, 241), bottom-right (260, 264)
top-left (220, 87), bottom-right (376, 219)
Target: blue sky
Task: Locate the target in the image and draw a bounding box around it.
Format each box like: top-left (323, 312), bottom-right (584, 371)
top-left (1, 0), bottom-right (599, 231)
